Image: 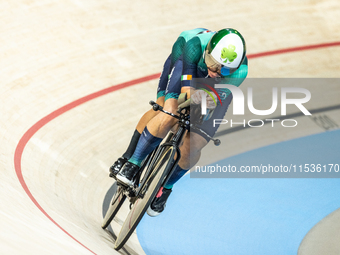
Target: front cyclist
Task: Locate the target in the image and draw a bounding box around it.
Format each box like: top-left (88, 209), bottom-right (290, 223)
top-left (116, 28), bottom-right (248, 216)
top-left (109, 28), bottom-right (211, 175)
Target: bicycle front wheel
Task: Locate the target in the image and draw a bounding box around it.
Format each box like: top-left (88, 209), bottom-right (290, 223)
top-left (114, 146), bottom-right (175, 250)
top-left (102, 185), bottom-right (126, 229)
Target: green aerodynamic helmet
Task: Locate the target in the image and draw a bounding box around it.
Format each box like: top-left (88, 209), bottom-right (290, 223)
top-left (205, 28), bottom-right (246, 76)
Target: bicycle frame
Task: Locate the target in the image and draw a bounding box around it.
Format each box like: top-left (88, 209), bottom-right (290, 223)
top-left (116, 99), bottom-right (220, 203)
top-left (105, 99), bottom-right (222, 250)
top-left (134, 110), bottom-right (189, 200)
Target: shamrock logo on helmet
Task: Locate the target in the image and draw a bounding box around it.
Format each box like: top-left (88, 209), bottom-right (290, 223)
top-left (220, 44), bottom-right (237, 63)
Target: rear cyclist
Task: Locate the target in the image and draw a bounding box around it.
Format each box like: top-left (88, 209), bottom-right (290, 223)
top-left (112, 28), bottom-right (248, 216)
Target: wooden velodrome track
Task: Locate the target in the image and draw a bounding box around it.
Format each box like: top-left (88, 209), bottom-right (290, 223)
top-left (1, 0), bottom-right (340, 254)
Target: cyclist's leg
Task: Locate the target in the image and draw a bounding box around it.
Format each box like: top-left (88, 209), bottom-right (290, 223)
top-left (110, 56), bottom-right (170, 174)
top-left (146, 132), bottom-right (206, 216)
top-left (162, 93), bottom-right (234, 186)
top-left (148, 87), bottom-right (233, 214)
top-left (133, 52), bottom-right (171, 134)
top-left (147, 129), bottom-right (206, 211)
top-left (116, 58), bottom-right (183, 185)
top-left (134, 96), bottom-right (164, 134)
top-left (127, 57), bottom-right (183, 167)
top-left (159, 132), bottom-right (206, 189)
top-left (123, 55), bottom-right (170, 158)
top-left (118, 96), bottom-right (164, 163)
top-left (178, 132), bottom-right (208, 170)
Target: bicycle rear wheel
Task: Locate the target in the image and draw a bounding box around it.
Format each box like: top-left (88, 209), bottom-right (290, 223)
top-left (114, 146), bottom-right (175, 250)
top-left (102, 185), bottom-right (126, 229)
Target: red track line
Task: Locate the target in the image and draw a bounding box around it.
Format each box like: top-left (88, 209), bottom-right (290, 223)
top-left (247, 41), bottom-right (340, 59)
top-left (13, 41), bottom-right (340, 253)
top-left (14, 73), bottom-right (159, 255)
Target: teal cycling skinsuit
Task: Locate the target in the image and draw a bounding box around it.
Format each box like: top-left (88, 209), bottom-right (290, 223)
top-left (158, 28), bottom-right (248, 141)
top-left (120, 28), bottom-right (248, 191)
top-left (181, 30), bottom-right (248, 141)
top-left (156, 28), bottom-right (210, 100)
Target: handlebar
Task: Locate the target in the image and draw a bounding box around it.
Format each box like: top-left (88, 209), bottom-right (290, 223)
top-left (149, 101), bottom-right (221, 146)
top-left (149, 101), bottom-right (181, 120)
top-left (149, 101), bottom-right (163, 111)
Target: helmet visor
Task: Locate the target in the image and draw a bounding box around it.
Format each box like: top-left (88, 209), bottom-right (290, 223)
top-left (205, 50), bottom-right (222, 74)
top-left (205, 50), bottom-right (232, 77)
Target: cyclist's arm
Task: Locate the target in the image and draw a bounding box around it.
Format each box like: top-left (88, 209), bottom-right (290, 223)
top-left (170, 36), bottom-right (186, 69)
top-left (180, 37), bottom-right (203, 98)
top-left (181, 86), bottom-right (193, 98)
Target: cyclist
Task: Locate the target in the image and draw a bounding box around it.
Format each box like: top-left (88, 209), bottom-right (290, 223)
top-left (110, 28), bottom-right (211, 174)
top-left (112, 28), bottom-right (248, 216)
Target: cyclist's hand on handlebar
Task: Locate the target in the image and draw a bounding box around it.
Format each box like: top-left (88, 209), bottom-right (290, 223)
top-left (191, 90), bottom-right (218, 109)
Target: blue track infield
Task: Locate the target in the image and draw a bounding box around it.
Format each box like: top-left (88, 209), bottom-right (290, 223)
top-left (136, 129), bottom-right (340, 255)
